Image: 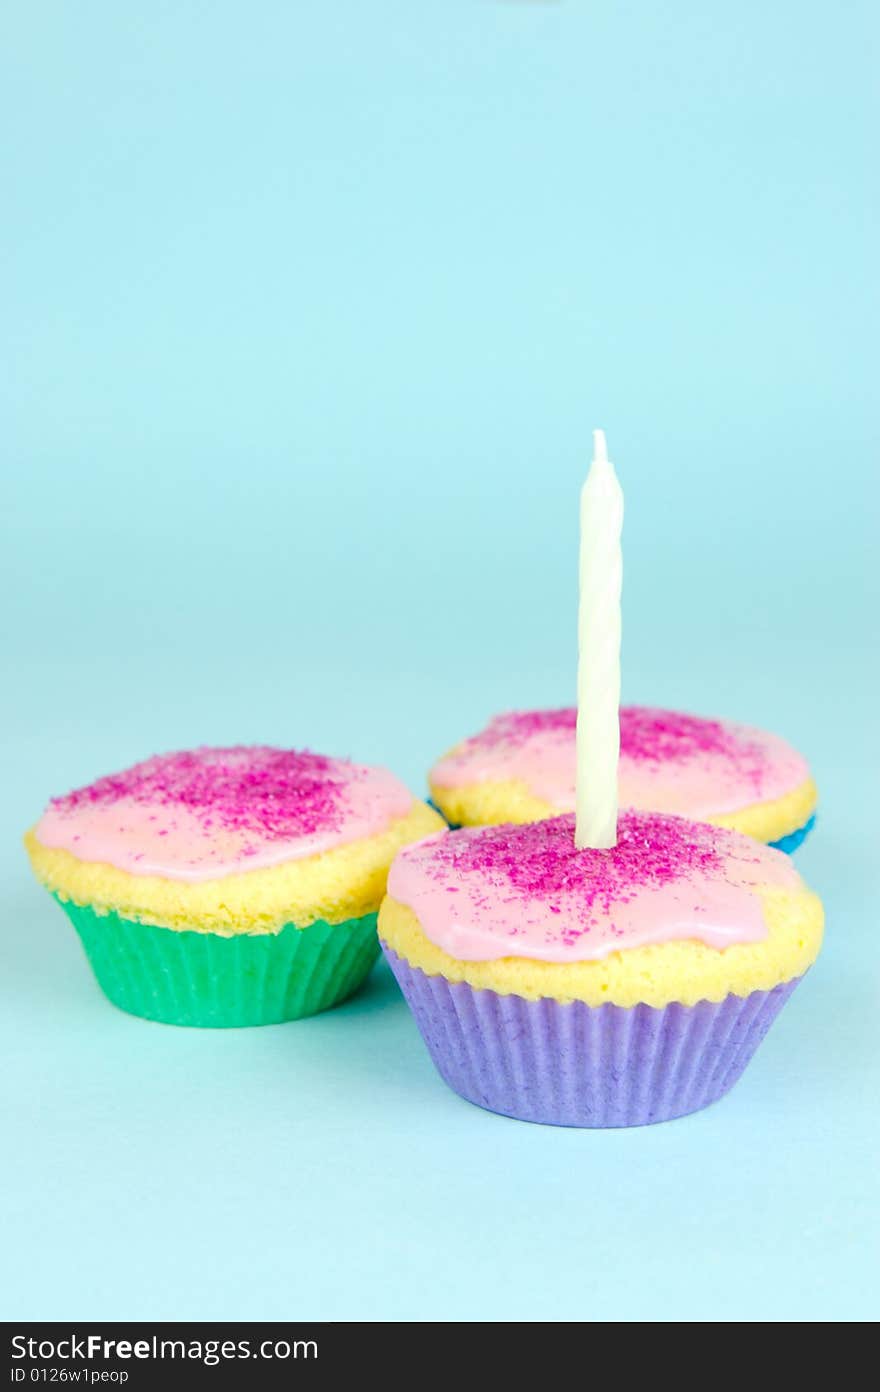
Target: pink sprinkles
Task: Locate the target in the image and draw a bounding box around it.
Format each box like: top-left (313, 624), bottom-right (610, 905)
top-left (50, 746), bottom-right (358, 841)
top-left (621, 708), bottom-right (765, 769)
top-left (414, 811), bottom-right (746, 925)
top-left (473, 707), bottom-right (771, 791)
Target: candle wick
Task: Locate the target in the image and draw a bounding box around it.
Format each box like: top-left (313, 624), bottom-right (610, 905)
top-left (592, 428), bottom-right (608, 465)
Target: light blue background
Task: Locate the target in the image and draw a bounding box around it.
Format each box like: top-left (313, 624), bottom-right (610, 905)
top-left (2, 1), bottom-right (877, 1322)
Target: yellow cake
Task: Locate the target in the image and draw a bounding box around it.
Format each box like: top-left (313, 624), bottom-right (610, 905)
top-left (429, 706), bottom-right (817, 849)
top-left (26, 746), bottom-right (443, 1026)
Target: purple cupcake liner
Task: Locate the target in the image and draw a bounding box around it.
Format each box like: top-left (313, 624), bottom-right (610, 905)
top-left (382, 944), bottom-right (802, 1127)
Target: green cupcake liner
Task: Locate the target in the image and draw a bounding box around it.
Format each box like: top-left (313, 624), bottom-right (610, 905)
top-left (53, 894), bottom-right (380, 1028)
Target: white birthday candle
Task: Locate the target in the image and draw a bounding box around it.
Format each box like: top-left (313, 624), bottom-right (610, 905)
top-left (575, 428), bottom-right (624, 849)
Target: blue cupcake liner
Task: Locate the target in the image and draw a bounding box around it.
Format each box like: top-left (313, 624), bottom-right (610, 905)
top-left (383, 943), bottom-right (803, 1128)
top-left (768, 815), bottom-right (815, 853)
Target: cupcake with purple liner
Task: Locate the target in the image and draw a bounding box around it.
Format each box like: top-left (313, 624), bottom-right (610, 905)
top-left (379, 810), bottom-right (823, 1127)
top-left (383, 428), bottom-right (823, 1126)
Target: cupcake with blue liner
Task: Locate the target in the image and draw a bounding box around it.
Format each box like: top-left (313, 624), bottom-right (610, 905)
top-left (25, 746), bottom-right (442, 1027)
top-left (379, 810), bottom-right (823, 1127)
top-left (429, 706), bottom-right (817, 852)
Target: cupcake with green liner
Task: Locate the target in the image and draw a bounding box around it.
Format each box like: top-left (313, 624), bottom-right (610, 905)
top-left (25, 746), bottom-right (442, 1027)
top-left (379, 810), bottom-right (823, 1127)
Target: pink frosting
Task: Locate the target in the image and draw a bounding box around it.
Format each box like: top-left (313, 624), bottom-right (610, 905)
top-left (431, 707), bottom-right (810, 818)
top-left (387, 811), bottom-right (802, 962)
top-left (34, 747), bottom-right (414, 881)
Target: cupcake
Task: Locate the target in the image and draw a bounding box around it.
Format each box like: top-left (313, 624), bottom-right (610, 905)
top-left (379, 810), bottom-right (823, 1127)
top-left (25, 746), bottom-right (443, 1027)
top-left (429, 707), bottom-right (817, 852)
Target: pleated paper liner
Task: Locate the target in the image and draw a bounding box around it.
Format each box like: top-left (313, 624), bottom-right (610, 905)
top-left (426, 802), bottom-right (816, 854)
top-left (383, 944), bottom-right (802, 1128)
top-left (769, 814), bottom-right (816, 854)
top-left (56, 895), bottom-right (380, 1027)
